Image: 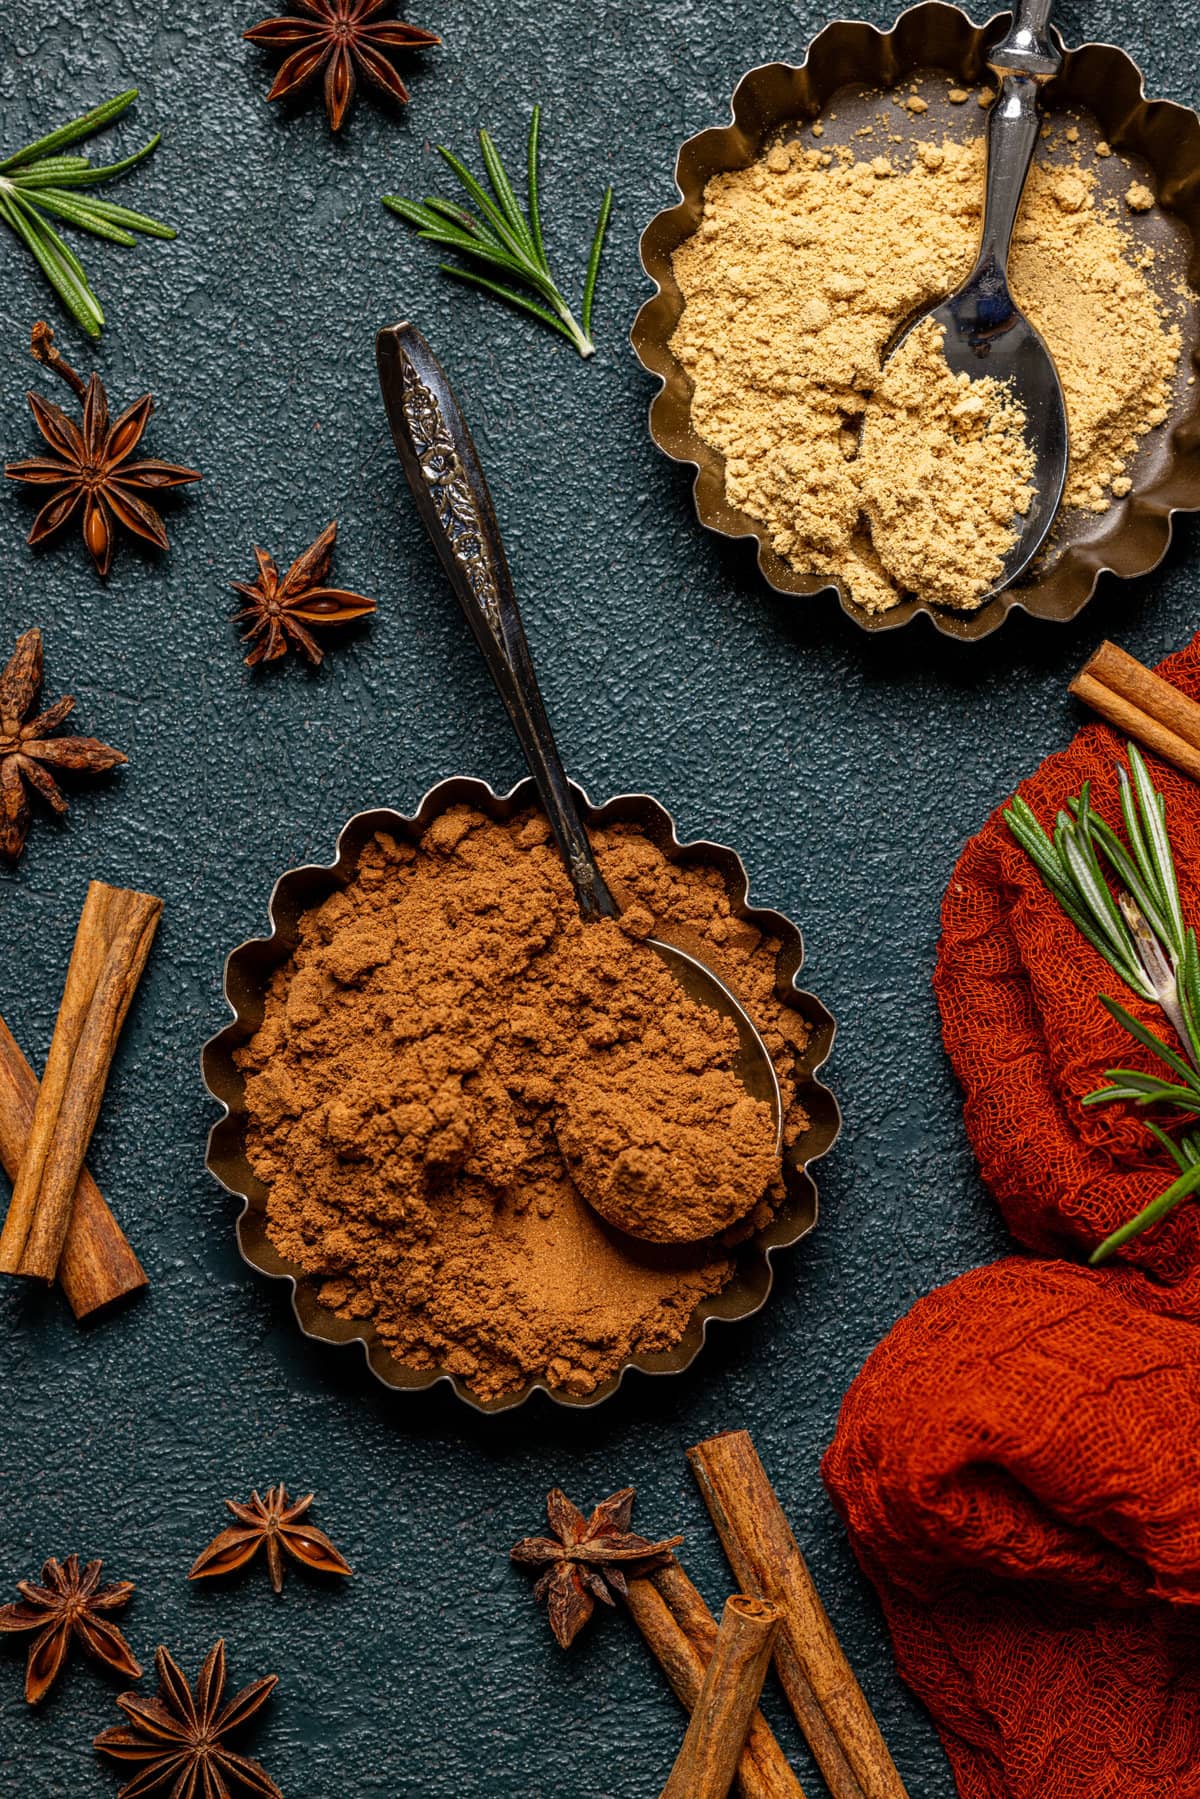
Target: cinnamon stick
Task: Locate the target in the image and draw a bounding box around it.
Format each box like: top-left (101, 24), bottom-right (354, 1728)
top-left (626, 1558), bottom-right (806, 1799)
top-left (0, 1013), bottom-right (145, 1317)
top-left (1070, 640), bottom-right (1200, 784)
top-left (0, 881), bottom-right (161, 1281)
top-left (660, 1594), bottom-right (781, 1799)
top-left (689, 1431), bottom-right (908, 1799)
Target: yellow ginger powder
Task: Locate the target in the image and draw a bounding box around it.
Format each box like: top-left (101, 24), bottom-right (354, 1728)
top-left (671, 133), bottom-right (1181, 614)
top-left (859, 318), bottom-right (1035, 607)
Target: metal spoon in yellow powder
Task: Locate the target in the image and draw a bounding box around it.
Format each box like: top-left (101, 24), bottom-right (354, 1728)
top-left (874, 0), bottom-right (1069, 597)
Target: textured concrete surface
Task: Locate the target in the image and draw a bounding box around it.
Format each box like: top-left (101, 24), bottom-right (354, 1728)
top-left (0, 1), bottom-right (1196, 1793)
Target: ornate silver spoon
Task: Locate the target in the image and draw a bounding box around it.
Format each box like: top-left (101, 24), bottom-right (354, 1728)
top-left (879, 0), bottom-right (1069, 597)
top-left (375, 322), bottom-right (783, 1172)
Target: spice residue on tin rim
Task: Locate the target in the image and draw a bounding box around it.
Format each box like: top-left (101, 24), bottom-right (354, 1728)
top-left (236, 807), bottom-right (811, 1402)
top-left (670, 81), bottom-right (1186, 615)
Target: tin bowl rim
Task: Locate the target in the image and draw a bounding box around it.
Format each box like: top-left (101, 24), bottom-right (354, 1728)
top-left (630, 0), bottom-right (1200, 642)
top-left (200, 774), bottom-right (841, 1416)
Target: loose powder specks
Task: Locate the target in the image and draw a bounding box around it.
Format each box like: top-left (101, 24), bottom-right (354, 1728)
top-left (671, 132), bottom-right (1182, 613)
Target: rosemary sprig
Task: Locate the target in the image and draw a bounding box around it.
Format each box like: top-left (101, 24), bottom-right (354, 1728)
top-left (1005, 744), bottom-right (1200, 1264)
top-left (0, 90), bottom-right (174, 339)
top-left (382, 105), bottom-right (613, 358)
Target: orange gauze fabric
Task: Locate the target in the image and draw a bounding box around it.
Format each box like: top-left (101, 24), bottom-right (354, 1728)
top-left (934, 629), bottom-right (1200, 1294)
top-left (822, 1258), bottom-right (1200, 1799)
top-left (824, 633), bottom-right (1200, 1797)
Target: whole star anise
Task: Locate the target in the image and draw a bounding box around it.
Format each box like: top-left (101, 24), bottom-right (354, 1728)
top-left (5, 322), bottom-right (201, 578)
top-left (0, 1554), bottom-right (142, 1705)
top-left (189, 1485), bottom-right (353, 1595)
top-left (244, 1), bottom-right (440, 132)
top-left (233, 521), bottom-right (376, 666)
top-left (95, 1640), bottom-right (280, 1799)
top-left (0, 627), bottom-right (127, 863)
top-left (511, 1487), bottom-right (683, 1649)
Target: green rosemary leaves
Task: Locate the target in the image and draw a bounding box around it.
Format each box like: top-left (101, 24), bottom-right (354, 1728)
top-left (383, 106), bottom-right (613, 357)
top-left (1006, 745), bottom-right (1200, 1264)
top-left (0, 90), bottom-right (175, 339)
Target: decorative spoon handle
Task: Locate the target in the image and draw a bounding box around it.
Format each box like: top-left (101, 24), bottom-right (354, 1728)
top-left (376, 322), bottom-right (619, 922)
top-left (978, 1), bottom-right (1062, 279)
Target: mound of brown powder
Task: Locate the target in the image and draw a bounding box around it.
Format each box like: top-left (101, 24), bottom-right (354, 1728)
top-left (671, 127), bottom-right (1182, 613)
top-left (236, 808), bottom-right (809, 1402)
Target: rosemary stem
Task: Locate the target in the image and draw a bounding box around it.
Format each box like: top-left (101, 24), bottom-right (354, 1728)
top-left (550, 292), bottom-right (594, 358)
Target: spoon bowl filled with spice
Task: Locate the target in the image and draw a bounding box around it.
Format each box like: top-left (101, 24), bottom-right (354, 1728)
top-left (868, 0), bottom-right (1069, 601)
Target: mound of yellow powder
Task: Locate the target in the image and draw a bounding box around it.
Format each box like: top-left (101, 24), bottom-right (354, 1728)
top-left (859, 317), bottom-right (1036, 605)
top-left (671, 132), bottom-right (1181, 614)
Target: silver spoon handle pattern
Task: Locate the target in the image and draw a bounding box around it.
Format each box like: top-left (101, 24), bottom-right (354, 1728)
top-left (978, 1), bottom-right (1062, 276)
top-left (376, 321), bottom-right (619, 922)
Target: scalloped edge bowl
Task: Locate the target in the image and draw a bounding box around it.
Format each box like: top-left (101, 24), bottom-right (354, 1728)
top-left (631, 1), bottom-right (1200, 641)
top-left (201, 776), bottom-right (840, 1414)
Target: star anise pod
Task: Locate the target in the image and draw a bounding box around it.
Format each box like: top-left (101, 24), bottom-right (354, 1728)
top-left (189, 1485), bottom-right (353, 1595)
top-left (0, 627), bottom-right (127, 863)
top-left (0, 1554), bottom-right (142, 1705)
top-left (5, 322), bottom-right (201, 578)
top-left (244, 0), bottom-right (440, 133)
top-left (95, 1640), bottom-right (281, 1799)
top-left (232, 521), bottom-right (376, 667)
top-left (511, 1487), bottom-right (683, 1649)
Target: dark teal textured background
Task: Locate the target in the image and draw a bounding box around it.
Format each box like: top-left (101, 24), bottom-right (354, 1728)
top-left (0, 2), bottom-right (1194, 1793)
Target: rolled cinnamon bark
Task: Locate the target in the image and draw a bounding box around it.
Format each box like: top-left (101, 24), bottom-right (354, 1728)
top-left (625, 1559), bottom-right (806, 1799)
top-left (659, 1594), bottom-right (780, 1799)
top-left (1071, 641), bottom-right (1200, 784)
top-left (689, 1431), bottom-right (908, 1799)
top-left (0, 1014), bottom-right (145, 1317)
top-left (0, 881), bottom-right (161, 1281)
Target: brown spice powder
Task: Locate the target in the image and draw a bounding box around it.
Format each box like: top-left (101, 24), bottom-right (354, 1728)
top-left (237, 809), bottom-right (809, 1401)
top-left (671, 130), bottom-right (1182, 613)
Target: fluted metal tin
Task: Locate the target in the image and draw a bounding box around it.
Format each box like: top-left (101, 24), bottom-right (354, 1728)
top-left (201, 776), bottom-right (839, 1415)
top-left (631, 2), bottom-right (1200, 640)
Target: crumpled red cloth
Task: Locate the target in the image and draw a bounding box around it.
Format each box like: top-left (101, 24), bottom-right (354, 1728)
top-left (933, 629), bottom-right (1200, 1295)
top-left (823, 1257), bottom-right (1200, 1799)
top-left (823, 632), bottom-right (1200, 1798)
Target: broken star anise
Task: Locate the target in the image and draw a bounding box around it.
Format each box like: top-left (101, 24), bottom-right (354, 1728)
top-left (5, 322), bottom-right (201, 579)
top-left (95, 1639), bottom-right (281, 1799)
top-left (0, 1554), bottom-right (142, 1705)
top-left (233, 521), bottom-right (376, 667)
top-left (189, 1485), bottom-right (353, 1595)
top-left (244, 0), bottom-right (440, 133)
top-left (0, 627), bottom-right (127, 864)
top-left (511, 1487), bottom-right (683, 1649)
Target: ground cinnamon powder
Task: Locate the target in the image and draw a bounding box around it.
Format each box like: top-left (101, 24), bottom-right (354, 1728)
top-left (672, 112), bottom-right (1182, 613)
top-left (236, 808), bottom-right (808, 1401)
